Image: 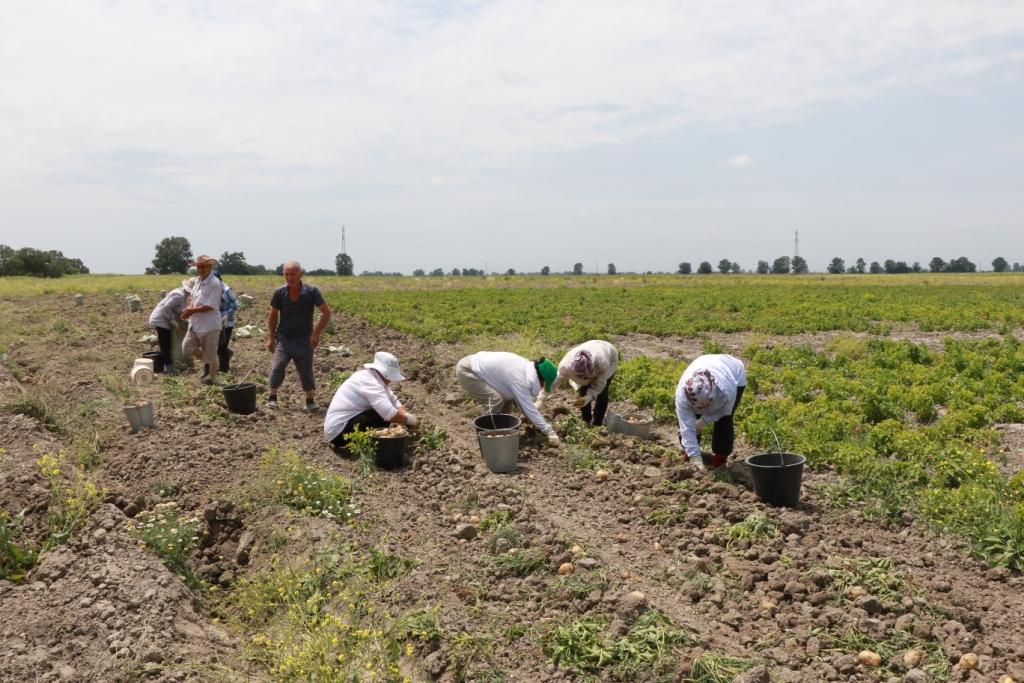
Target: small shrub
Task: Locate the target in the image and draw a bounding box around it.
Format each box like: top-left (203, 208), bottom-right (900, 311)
top-left (36, 450), bottom-right (104, 550)
top-left (0, 510), bottom-right (38, 581)
top-left (414, 423), bottom-right (448, 455)
top-left (126, 502), bottom-right (200, 586)
top-left (343, 428), bottom-right (378, 476)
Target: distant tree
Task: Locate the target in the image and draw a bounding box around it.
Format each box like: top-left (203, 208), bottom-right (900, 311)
top-left (307, 268), bottom-right (335, 276)
top-left (0, 247), bottom-right (88, 278)
top-left (607, 263), bottom-right (616, 275)
top-left (413, 268), bottom-right (425, 277)
top-left (697, 261), bottom-right (713, 274)
top-left (464, 268), bottom-right (481, 276)
top-left (541, 265), bottom-right (550, 275)
top-left (756, 260), bottom-right (770, 275)
top-left (335, 253), bottom-right (354, 276)
top-left (791, 256), bottom-right (808, 274)
top-left (911, 262), bottom-right (922, 273)
top-left (249, 264), bottom-right (269, 275)
top-left (0, 244), bottom-right (13, 275)
top-left (430, 268), bottom-right (444, 276)
top-left (771, 256), bottom-right (791, 274)
top-left (451, 268), bottom-right (461, 276)
top-left (151, 236), bottom-right (192, 274)
top-left (869, 261), bottom-right (883, 274)
top-left (947, 256), bottom-right (976, 273)
top-left (717, 259), bottom-right (732, 274)
top-left (1014, 262), bottom-right (1022, 272)
top-left (274, 263), bottom-right (284, 276)
top-left (677, 262), bottom-right (692, 274)
top-left (730, 262), bottom-right (742, 273)
top-left (928, 257), bottom-right (946, 273)
top-left (855, 258), bottom-right (866, 274)
top-left (992, 256), bottom-right (1009, 272)
top-left (506, 268), bottom-right (516, 276)
top-left (827, 257), bottom-right (845, 274)
top-left (219, 251), bottom-right (251, 275)
top-left (572, 262), bottom-right (584, 275)
top-left (883, 259), bottom-right (900, 274)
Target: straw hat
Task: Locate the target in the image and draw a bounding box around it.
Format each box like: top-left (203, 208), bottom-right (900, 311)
top-left (190, 254), bottom-right (218, 266)
top-left (180, 278), bottom-right (195, 293)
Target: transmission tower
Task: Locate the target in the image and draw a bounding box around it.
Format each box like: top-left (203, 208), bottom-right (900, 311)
top-left (794, 229), bottom-right (799, 260)
top-left (342, 226), bottom-right (347, 254)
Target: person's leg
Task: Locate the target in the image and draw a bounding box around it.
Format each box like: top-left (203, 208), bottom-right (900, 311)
top-left (711, 414), bottom-right (735, 457)
top-left (199, 330), bottom-right (220, 381)
top-left (578, 385), bottom-right (593, 424)
top-left (592, 375), bottom-right (613, 426)
top-left (293, 345), bottom-right (317, 406)
top-left (181, 328), bottom-right (201, 363)
top-left (267, 345), bottom-right (291, 403)
top-left (456, 357), bottom-right (505, 413)
top-left (218, 327), bottom-right (234, 372)
top-left (156, 327), bottom-right (173, 371)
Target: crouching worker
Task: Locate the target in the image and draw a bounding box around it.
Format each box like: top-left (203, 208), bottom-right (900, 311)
top-left (537, 340), bottom-right (618, 427)
top-left (323, 352), bottom-right (419, 453)
top-left (148, 279), bottom-right (193, 374)
top-left (675, 354), bottom-right (747, 468)
top-left (455, 352), bottom-right (560, 445)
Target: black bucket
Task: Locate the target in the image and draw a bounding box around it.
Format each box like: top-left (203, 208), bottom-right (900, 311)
top-left (745, 452), bottom-right (806, 507)
top-left (143, 351), bottom-right (164, 373)
top-left (222, 382), bottom-right (257, 415)
top-left (373, 435), bottom-right (407, 470)
top-left (474, 414), bottom-right (521, 433)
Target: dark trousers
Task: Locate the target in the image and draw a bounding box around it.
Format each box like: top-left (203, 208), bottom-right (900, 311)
top-left (701, 385), bottom-right (745, 455)
top-left (579, 374), bottom-right (614, 426)
top-left (330, 410), bottom-right (389, 451)
top-left (217, 326), bottom-right (234, 372)
top-left (156, 326), bottom-right (173, 369)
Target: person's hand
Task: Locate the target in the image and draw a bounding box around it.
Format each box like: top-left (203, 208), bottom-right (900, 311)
top-left (310, 332), bottom-right (321, 350)
top-left (181, 309), bottom-right (193, 320)
top-left (695, 418), bottom-right (705, 432)
top-left (405, 413), bottom-right (419, 428)
top-left (533, 397), bottom-right (544, 411)
top-left (573, 395), bottom-right (589, 408)
top-left (546, 432), bottom-right (561, 447)
top-left (266, 338), bottom-right (276, 353)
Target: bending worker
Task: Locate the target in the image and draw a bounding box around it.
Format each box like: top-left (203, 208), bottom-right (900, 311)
top-left (324, 352), bottom-right (418, 452)
top-left (147, 279), bottom-right (193, 374)
top-left (675, 353), bottom-right (747, 468)
top-left (537, 340), bottom-right (618, 427)
top-left (456, 351), bottom-right (560, 445)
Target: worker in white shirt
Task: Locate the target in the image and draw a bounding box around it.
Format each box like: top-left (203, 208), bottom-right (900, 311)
top-left (323, 352), bottom-right (419, 453)
top-left (675, 354), bottom-right (747, 468)
top-left (455, 352), bottom-right (560, 445)
top-left (537, 340), bottom-right (618, 427)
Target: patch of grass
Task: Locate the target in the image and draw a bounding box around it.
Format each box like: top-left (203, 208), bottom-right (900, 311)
top-left (645, 505), bottom-right (689, 526)
top-left (719, 513), bottom-right (779, 547)
top-left (397, 607), bottom-right (442, 647)
top-left (813, 625), bottom-right (949, 680)
top-left (687, 652), bottom-right (763, 682)
top-left (414, 422), bottom-right (448, 455)
top-left (256, 449), bottom-right (357, 520)
top-left (826, 557), bottom-right (918, 605)
top-left (126, 502), bottom-right (201, 588)
top-left (324, 370), bottom-right (352, 393)
top-left (543, 611), bottom-right (690, 680)
top-left (343, 427), bottom-right (378, 476)
top-left (366, 548), bottom-right (414, 584)
top-left (0, 510), bottom-right (38, 581)
top-left (478, 509), bottom-right (511, 532)
top-left (451, 491), bottom-right (481, 514)
top-left (494, 548), bottom-right (547, 577)
top-left (6, 392), bottom-right (62, 432)
top-left (554, 570), bottom-right (609, 600)
top-left (487, 524), bottom-right (522, 553)
top-left (558, 414), bottom-right (601, 447)
top-left (566, 445), bottom-right (610, 472)
top-left (152, 480), bottom-right (181, 498)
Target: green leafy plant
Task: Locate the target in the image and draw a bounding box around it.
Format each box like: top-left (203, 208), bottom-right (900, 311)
top-left (258, 449), bottom-right (356, 520)
top-left (126, 502), bottom-right (201, 586)
top-left (414, 422), bottom-right (448, 455)
top-left (494, 548), bottom-right (546, 577)
top-left (688, 652), bottom-right (763, 683)
top-left (343, 427), bottom-right (378, 476)
top-left (0, 510), bottom-right (38, 581)
top-left (720, 513), bottom-right (779, 547)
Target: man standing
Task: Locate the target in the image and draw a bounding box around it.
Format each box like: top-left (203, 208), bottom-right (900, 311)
top-left (266, 260), bottom-right (332, 410)
top-left (181, 255), bottom-right (224, 385)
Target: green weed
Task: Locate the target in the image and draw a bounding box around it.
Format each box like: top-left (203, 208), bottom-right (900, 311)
top-left (494, 548), bottom-right (546, 577)
top-left (0, 510), bottom-right (38, 581)
top-left (720, 513), bottom-right (779, 547)
top-left (126, 502), bottom-right (201, 587)
top-left (256, 449), bottom-right (356, 520)
top-left (687, 652), bottom-right (763, 683)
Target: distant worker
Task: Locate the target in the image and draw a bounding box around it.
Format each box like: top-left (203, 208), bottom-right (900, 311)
top-left (266, 260), bottom-right (331, 410)
top-left (675, 354), bottom-right (747, 468)
top-left (323, 352), bottom-right (418, 452)
top-left (455, 351), bottom-right (560, 445)
top-left (213, 270), bottom-right (239, 374)
top-left (180, 255), bottom-right (225, 385)
top-left (537, 340), bottom-right (618, 427)
top-left (147, 279), bottom-right (193, 374)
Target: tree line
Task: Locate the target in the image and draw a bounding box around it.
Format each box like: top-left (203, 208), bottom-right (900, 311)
top-left (0, 244), bottom-right (89, 278)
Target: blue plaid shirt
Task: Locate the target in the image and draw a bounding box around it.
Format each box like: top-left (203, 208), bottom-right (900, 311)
top-left (220, 284), bottom-right (239, 327)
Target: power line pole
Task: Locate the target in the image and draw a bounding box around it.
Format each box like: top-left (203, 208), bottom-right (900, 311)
top-left (342, 225), bottom-right (347, 254)
top-left (794, 229), bottom-right (799, 260)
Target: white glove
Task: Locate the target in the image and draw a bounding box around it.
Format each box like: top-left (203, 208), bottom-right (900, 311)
top-left (546, 432), bottom-right (561, 446)
top-left (404, 413), bottom-right (418, 427)
top-left (533, 398), bottom-right (545, 411)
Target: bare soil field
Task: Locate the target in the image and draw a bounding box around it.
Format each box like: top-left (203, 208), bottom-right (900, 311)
top-left (1, 290), bottom-right (1023, 682)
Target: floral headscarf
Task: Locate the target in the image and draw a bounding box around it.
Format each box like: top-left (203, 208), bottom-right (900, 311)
top-left (571, 350), bottom-right (596, 379)
top-left (683, 369), bottom-right (716, 411)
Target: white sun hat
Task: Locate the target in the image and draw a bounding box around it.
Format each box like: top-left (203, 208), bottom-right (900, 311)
top-left (364, 351), bottom-right (405, 382)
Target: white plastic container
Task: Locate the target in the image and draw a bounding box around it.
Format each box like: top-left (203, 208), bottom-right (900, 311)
top-left (130, 365), bottom-right (155, 386)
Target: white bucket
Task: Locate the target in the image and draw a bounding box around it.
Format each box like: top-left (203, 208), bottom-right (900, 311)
top-left (133, 358), bottom-right (154, 372)
top-left (123, 401), bottom-right (155, 432)
top-left (74, 294), bottom-right (84, 306)
top-left (130, 365), bottom-right (155, 386)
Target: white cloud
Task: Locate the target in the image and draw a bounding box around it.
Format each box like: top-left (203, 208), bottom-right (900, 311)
top-left (726, 154), bottom-right (753, 168)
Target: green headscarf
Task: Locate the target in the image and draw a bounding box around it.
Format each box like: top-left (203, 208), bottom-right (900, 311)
top-left (536, 358), bottom-right (558, 392)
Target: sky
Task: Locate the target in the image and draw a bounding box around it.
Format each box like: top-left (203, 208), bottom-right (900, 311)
top-left (1, 0), bottom-right (1023, 275)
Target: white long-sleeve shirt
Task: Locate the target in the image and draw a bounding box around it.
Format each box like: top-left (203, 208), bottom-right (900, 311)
top-left (469, 352), bottom-right (552, 434)
top-left (548, 340), bottom-right (618, 401)
top-left (675, 354), bottom-right (747, 458)
top-left (148, 288), bottom-right (188, 330)
top-left (324, 369), bottom-right (402, 441)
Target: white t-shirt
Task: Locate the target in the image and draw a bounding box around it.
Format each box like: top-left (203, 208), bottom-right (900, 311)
top-left (323, 369), bottom-right (402, 441)
top-left (148, 288), bottom-right (188, 330)
top-left (187, 274), bottom-right (224, 334)
top-left (469, 352), bottom-right (552, 434)
top-left (550, 340), bottom-right (618, 397)
top-left (675, 354), bottom-right (747, 458)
